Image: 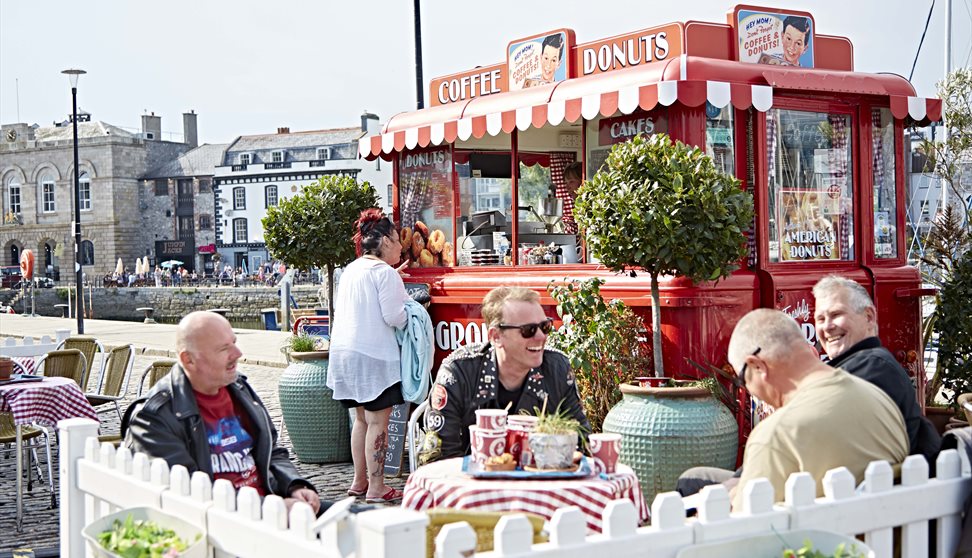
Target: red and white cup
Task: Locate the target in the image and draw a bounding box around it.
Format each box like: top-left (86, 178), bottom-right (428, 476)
top-left (475, 409), bottom-right (508, 431)
top-left (589, 433), bottom-right (622, 474)
top-left (506, 415), bottom-right (539, 467)
top-left (469, 425), bottom-right (506, 464)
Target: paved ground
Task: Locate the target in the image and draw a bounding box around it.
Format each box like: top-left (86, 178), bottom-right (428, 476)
top-left (0, 318), bottom-right (409, 555)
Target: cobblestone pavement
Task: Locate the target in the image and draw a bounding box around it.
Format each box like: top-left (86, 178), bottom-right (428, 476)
top-left (0, 352), bottom-right (409, 555)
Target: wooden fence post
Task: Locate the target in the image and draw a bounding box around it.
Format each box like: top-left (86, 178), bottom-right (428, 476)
top-left (58, 418), bottom-right (99, 558)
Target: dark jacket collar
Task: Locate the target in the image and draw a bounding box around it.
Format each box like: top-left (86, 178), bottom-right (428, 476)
top-left (166, 365), bottom-right (252, 420)
top-left (471, 343), bottom-right (550, 412)
top-left (825, 336), bottom-right (882, 368)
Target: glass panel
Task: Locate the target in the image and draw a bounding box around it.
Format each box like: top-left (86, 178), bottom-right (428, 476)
top-left (399, 146), bottom-right (455, 268)
top-left (706, 103), bottom-right (735, 177)
top-left (767, 109), bottom-right (854, 263)
top-left (455, 151), bottom-right (511, 267)
top-left (79, 173), bottom-right (91, 210)
top-left (872, 108), bottom-right (898, 259)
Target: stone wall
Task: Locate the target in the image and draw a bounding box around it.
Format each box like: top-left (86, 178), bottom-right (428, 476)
top-left (11, 285), bottom-right (322, 323)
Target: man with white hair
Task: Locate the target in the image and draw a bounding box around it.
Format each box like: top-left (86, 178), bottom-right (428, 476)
top-left (813, 275), bottom-right (941, 464)
top-left (729, 308), bottom-right (908, 508)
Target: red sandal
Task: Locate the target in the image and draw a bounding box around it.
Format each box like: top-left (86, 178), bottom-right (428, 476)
top-left (365, 487), bottom-right (403, 504)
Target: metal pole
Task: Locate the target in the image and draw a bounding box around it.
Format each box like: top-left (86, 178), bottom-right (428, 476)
top-left (413, 0), bottom-right (425, 110)
top-left (943, 0), bottom-right (952, 212)
top-left (71, 86), bottom-right (85, 334)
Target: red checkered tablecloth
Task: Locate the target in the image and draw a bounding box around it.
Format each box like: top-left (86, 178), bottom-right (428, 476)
top-left (402, 457), bottom-right (649, 533)
top-left (0, 376), bottom-right (98, 426)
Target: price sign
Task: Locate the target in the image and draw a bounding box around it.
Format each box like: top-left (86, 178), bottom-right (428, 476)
top-left (383, 402), bottom-right (411, 477)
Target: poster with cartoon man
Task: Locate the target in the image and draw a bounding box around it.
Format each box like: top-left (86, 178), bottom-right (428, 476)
top-left (508, 31), bottom-right (569, 90)
top-left (737, 9), bottom-right (814, 68)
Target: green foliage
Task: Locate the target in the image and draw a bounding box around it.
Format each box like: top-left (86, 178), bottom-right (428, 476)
top-left (782, 540), bottom-right (865, 558)
top-left (547, 278), bottom-right (651, 432)
top-left (574, 133), bottom-right (753, 376)
top-left (289, 333), bottom-right (319, 353)
top-left (531, 400), bottom-right (585, 436)
top-left (518, 162), bottom-right (552, 209)
top-left (934, 248), bottom-right (972, 408)
top-left (97, 515), bottom-right (196, 558)
top-left (55, 287), bottom-right (70, 300)
top-left (262, 175), bottom-right (378, 317)
top-left (920, 68), bottom-right (972, 226)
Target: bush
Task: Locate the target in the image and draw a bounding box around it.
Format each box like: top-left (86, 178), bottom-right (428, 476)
top-left (935, 249), bottom-right (972, 408)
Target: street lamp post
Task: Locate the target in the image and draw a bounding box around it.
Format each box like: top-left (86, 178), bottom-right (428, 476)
top-left (62, 68), bottom-right (86, 334)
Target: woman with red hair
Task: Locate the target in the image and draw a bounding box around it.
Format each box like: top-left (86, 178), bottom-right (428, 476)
top-left (326, 208), bottom-right (408, 503)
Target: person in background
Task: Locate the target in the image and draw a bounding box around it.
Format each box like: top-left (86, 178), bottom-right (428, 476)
top-left (556, 162), bottom-right (583, 235)
top-left (727, 309), bottom-right (907, 508)
top-left (326, 208), bottom-right (409, 504)
top-left (420, 286), bottom-right (590, 464)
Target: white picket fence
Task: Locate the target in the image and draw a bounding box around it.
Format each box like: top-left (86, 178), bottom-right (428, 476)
top-left (59, 417), bottom-right (971, 558)
top-left (1, 330), bottom-right (70, 358)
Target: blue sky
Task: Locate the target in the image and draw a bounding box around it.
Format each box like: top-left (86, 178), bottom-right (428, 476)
top-left (1, 0), bottom-right (967, 144)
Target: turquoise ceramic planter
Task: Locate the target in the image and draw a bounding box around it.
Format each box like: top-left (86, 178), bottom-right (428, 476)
top-left (278, 351), bottom-right (351, 463)
top-left (603, 382), bottom-right (738, 505)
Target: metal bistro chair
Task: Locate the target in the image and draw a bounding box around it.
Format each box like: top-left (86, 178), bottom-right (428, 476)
top-left (136, 359), bottom-right (177, 397)
top-left (86, 345), bottom-right (135, 423)
top-left (37, 349), bottom-right (88, 389)
top-left (0, 412), bottom-right (56, 509)
top-left (55, 336), bottom-right (105, 392)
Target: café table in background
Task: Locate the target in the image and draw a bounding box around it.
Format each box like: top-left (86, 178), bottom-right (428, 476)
top-left (402, 457), bottom-right (650, 533)
top-left (0, 375), bottom-right (99, 531)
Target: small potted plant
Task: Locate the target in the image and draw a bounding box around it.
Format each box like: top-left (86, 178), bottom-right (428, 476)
top-left (527, 400), bottom-right (584, 471)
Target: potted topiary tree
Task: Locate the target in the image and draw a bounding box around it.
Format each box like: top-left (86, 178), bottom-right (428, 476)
top-left (573, 132), bottom-right (753, 503)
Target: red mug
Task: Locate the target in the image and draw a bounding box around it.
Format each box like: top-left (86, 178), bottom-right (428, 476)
top-left (589, 433), bottom-right (622, 474)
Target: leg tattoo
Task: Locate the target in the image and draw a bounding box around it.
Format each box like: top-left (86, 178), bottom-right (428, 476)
top-left (370, 431), bottom-right (387, 478)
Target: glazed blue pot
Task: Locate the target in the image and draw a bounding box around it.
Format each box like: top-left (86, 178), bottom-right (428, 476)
top-left (278, 351), bottom-right (351, 463)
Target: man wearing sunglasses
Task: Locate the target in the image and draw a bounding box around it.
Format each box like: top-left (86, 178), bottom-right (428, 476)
top-left (419, 286), bottom-right (590, 464)
top-left (728, 309), bottom-right (908, 509)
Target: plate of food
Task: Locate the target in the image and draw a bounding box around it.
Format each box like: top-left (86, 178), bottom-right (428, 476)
top-left (462, 455), bottom-right (594, 480)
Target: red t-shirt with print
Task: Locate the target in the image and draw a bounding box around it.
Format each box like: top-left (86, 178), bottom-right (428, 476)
top-left (194, 387), bottom-right (266, 496)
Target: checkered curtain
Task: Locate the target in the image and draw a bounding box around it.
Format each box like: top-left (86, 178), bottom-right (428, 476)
top-left (872, 109), bottom-right (886, 198)
top-left (764, 111), bottom-right (779, 263)
top-left (400, 169), bottom-right (432, 230)
top-left (746, 110), bottom-right (758, 269)
top-left (827, 115), bottom-right (850, 259)
top-left (550, 152), bottom-right (577, 234)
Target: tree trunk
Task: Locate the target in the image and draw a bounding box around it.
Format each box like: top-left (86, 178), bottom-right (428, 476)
top-left (326, 263), bottom-right (336, 323)
top-left (650, 271), bottom-right (665, 378)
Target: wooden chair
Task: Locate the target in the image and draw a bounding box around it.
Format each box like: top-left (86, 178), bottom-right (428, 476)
top-left (55, 336), bottom-right (105, 391)
top-left (0, 412), bottom-right (56, 509)
top-left (86, 345), bottom-right (135, 423)
top-left (37, 349), bottom-right (88, 389)
top-left (424, 509), bottom-right (547, 558)
top-left (136, 359), bottom-right (177, 397)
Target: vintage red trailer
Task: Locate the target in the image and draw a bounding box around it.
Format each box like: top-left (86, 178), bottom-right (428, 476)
top-left (359, 4), bottom-right (940, 411)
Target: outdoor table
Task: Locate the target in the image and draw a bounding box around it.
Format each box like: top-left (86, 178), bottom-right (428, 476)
top-left (0, 376), bottom-right (99, 531)
top-left (402, 457), bottom-right (650, 533)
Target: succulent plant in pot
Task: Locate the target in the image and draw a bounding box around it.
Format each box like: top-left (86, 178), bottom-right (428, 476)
top-left (528, 400), bottom-right (585, 470)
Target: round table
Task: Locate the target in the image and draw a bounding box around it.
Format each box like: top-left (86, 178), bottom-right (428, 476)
top-left (402, 457), bottom-right (650, 533)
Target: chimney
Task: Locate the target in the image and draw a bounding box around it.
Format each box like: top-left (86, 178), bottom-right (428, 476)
top-left (277, 127), bottom-right (290, 134)
top-left (141, 112), bottom-right (162, 141)
top-left (183, 110), bottom-right (198, 148)
top-left (361, 111), bottom-right (379, 135)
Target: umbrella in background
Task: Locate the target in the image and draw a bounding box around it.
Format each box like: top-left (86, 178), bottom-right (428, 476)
top-left (115, 258), bottom-right (124, 275)
top-left (160, 260), bottom-right (184, 269)
top-left (134, 257), bottom-right (142, 275)
top-left (241, 259), bottom-right (248, 276)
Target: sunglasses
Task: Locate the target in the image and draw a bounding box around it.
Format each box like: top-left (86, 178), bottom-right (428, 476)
top-left (736, 347), bottom-right (762, 387)
top-left (497, 318), bottom-right (554, 338)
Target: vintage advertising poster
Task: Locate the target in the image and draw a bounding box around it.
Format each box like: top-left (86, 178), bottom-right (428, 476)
top-left (736, 8), bottom-right (814, 68)
top-left (507, 30), bottom-right (571, 91)
top-left (778, 190), bottom-right (840, 261)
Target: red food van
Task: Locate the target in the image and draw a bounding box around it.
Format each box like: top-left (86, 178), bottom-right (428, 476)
top-left (358, 5), bottom-right (939, 417)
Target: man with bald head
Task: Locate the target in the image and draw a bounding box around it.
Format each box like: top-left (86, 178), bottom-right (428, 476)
top-left (729, 309), bottom-right (908, 508)
top-left (124, 311), bottom-right (320, 514)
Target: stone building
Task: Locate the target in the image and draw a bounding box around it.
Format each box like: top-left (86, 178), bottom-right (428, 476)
top-left (0, 112), bottom-right (196, 280)
top-left (213, 112), bottom-right (391, 270)
top-left (141, 140), bottom-right (228, 275)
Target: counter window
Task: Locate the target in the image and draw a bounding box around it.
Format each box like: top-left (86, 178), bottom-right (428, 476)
top-left (517, 152), bottom-right (581, 265)
top-left (399, 147), bottom-right (455, 268)
top-left (706, 103), bottom-right (735, 177)
top-left (455, 151), bottom-right (513, 266)
top-left (872, 107), bottom-right (898, 259)
top-left (767, 109), bottom-right (855, 263)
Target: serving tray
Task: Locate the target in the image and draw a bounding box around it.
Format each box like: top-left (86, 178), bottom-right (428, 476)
top-left (462, 456), bottom-right (593, 480)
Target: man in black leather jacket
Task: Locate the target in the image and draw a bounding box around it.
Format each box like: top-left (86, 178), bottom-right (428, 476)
top-left (420, 287), bottom-right (590, 464)
top-left (813, 276), bottom-right (941, 465)
top-left (123, 311), bottom-right (320, 513)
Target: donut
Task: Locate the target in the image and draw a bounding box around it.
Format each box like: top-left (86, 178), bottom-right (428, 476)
top-left (442, 242), bottom-right (455, 267)
top-left (428, 229), bottom-right (446, 254)
top-left (411, 231), bottom-right (426, 258)
top-left (400, 227), bottom-right (412, 250)
top-left (419, 249), bottom-right (435, 267)
top-left (414, 221), bottom-right (430, 239)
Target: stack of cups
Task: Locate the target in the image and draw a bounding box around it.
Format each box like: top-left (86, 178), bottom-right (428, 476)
top-left (506, 415), bottom-right (539, 468)
top-left (469, 409), bottom-right (508, 464)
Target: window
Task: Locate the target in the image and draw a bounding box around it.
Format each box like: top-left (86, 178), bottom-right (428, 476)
top-left (79, 172), bottom-right (91, 211)
top-left (872, 108), bottom-right (898, 259)
top-left (705, 103), bottom-right (735, 177)
top-left (387, 184), bottom-right (393, 207)
top-left (6, 178), bottom-right (20, 214)
top-left (199, 215), bottom-right (212, 230)
top-left (41, 176), bottom-right (56, 213)
top-left (233, 187), bottom-right (246, 209)
top-left (198, 179), bottom-right (211, 193)
top-left (317, 147), bottom-right (331, 161)
top-left (399, 147), bottom-right (454, 268)
top-left (239, 153), bottom-right (250, 165)
top-left (154, 179), bottom-right (168, 196)
top-left (233, 218), bottom-right (248, 243)
top-left (271, 151), bottom-right (284, 163)
top-left (767, 109), bottom-right (854, 262)
top-left (265, 185), bottom-right (278, 208)
top-left (80, 240), bottom-right (94, 266)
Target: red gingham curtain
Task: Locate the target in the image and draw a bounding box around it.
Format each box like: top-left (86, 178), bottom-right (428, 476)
top-left (550, 152), bottom-right (577, 234)
top-left (827, 115), bottom-right (850, 260)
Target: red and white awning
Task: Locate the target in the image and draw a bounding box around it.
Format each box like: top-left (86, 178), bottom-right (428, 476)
top-left (360, 79), bottom-right (772, 159)
top-left (890, 96), bottom-right (942, 123)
